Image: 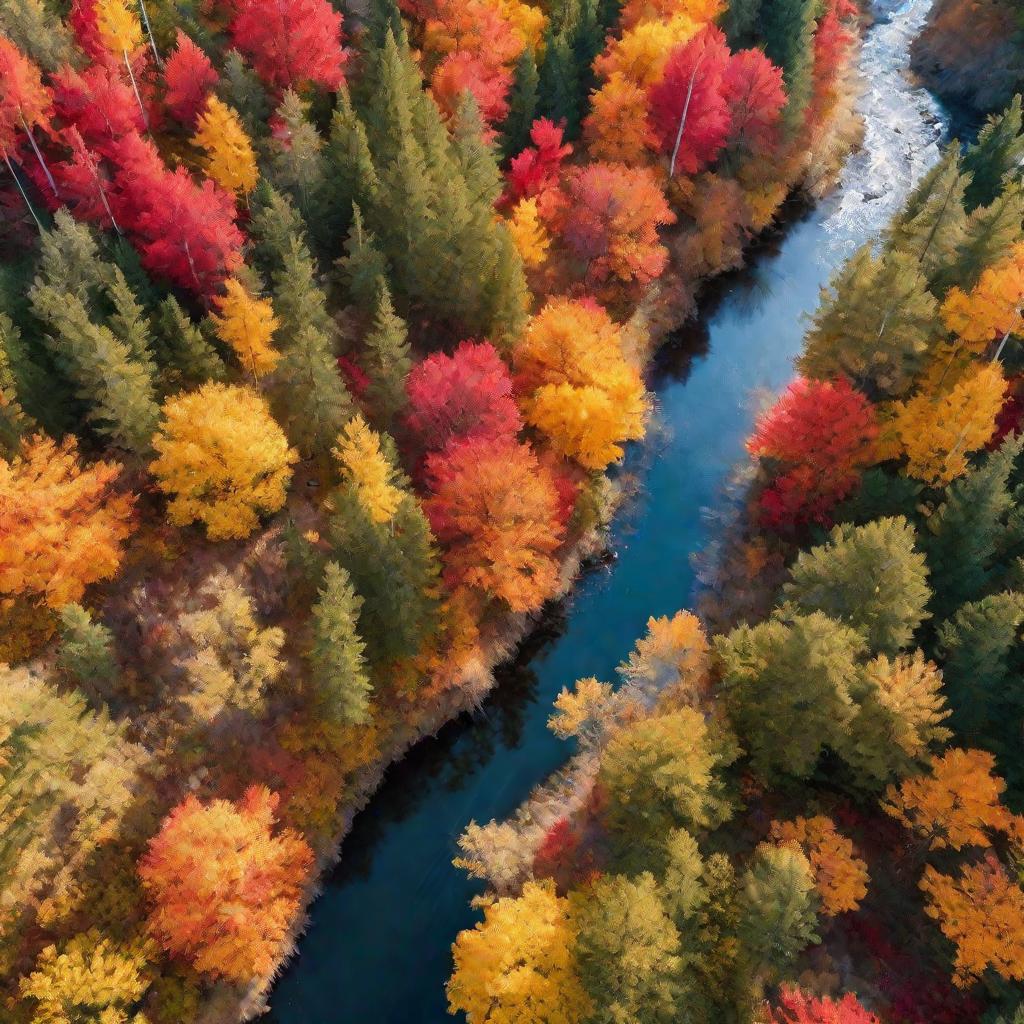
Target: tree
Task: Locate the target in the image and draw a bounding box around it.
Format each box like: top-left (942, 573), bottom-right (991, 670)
top-left (139, 786), bottom-right (313, 983)
top-left (598, 708), bottom-right (736, 872)
top-left (501, 46), bottom-right (540, 157)
top-left (920, 854), bottom-right (1024, 989)
top-left (192, 95), bottom-right (258, 196)
top-left (506, 196), bottom-right (551, 268)
top-left (333, 414), bottom-right (404, 525)
top-left (768, 816), bottom-right (868, 916)
top-left (759, 0), bottom-right (816, 126)
top-left (405, 340), bottom-right (521, 453)
top-left (424, 436), bottom-right (563, 612)
top-left (361, 281), bottom-right (411, 429)
top-left (56, 602), bottom-right (118, 696)
top-left (558, 161), bottom-right (674, 301)
top-left (583, 72), bottom-right (656, 164)
top-left (939, 242), bottom-right (1024, 350)
top-left (150, 382), bottom-right (297, 540)
top-left (0, 434), bottom-right (134, 608)
top-left (768, 987), bottom-right (882, 1024)
top-left (448, 879), bottom-right (591, 1024)
top-left (505, 115), bottom-right (572, 209)
top-left (210, 276), bottom-right (281, 381)
top-left (715, 612), bottom-right (865, 781)
top-left (0, 34), bottom-right (55, 202)
top-left (647, 27), bottom-right (733, 177)
top-left (893, 363), bottom-right (1007, 486)
top-left (230, 0), bottom-right (347, 92)
top-left (308, 561), bottom-right (371, 725)
top-left (431, 50), bottom-right (513, 132)
top-left (961, 94), bottom-right (1024, 213)
top-left (268, 90), bottom-right (325, 222)
top-left (723, 47), bottom-right (786, 155)
top-left (783, 517), bottom-right (931, 655)
top-left (18, 929), bottom-right (153, 1024)
top-left (572, 872), bottom-right (683, 1024)
top-left (163, 29), bottom-right (217, 127)
top-left (593, 15), bottom-right (702, 91)
top-left (337, 205), bottom-right (388, 312)
top-left (737, 844), bottom-right (819, 984)
top-left (51, 61), bottom-right (144, 157)
top-left (152, 295), bottom-right (226, 390)
top-left (618, 610), bottom-right (711, 703)
top-left (881, 748), bottom-right (1012, 851)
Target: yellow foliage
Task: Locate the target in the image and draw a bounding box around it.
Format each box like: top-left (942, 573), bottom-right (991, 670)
top-left (892, 362), bottom-right (1007, 485)
top-left (95, 0), bottom-right (142, 53)
top-left (150, 382), bottom-right (297, 540)
top-left (941, 243), bottom-right (1024, 348)
top-left (593, 14), bottom-right (700, 87)
top-left (211, 277), bottom-right (281, 379)
top-left (507, 197), bottom-right (551, 268)
top-left (583, 73), bottom-right (656, 164)
top-left (769, 816), bottom-right (869, 916)
top-left (19, 928), bottom-right (154, 1024)
top-left (491, 0), bottom-right (547, 51)
top-left (549, 676), bottom-right (616, 739)
top-left (620, 0), bottom-right (724, 29)
top-left (920, 856), bottom-right (1024, 988)
top-left (621, 610), bottom-right (710, 701)
top-left (333, 414), bottom-right (404, 524)
top-left (447, 879), bottom-right (592, 1024)
top-left (192, 95), bottom-right (259, 195)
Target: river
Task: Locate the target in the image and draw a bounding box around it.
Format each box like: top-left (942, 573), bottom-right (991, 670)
top-left (266, 2), bottom-right (948, 1019)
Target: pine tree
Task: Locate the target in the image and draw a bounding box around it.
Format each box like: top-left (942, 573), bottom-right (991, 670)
top-left (337, 205), bottom-right (389, 312)
top-left (362, 279), bottom-right (411, 430)
top-left (249, 182), bottom-right (307, 280)
top-left (219, 48), bottom-right (270, 139)
top-left (501, 47), bottom-right (540, 159)
top-left (0, 0), bottom-right (75, 71)
top-left (926, 434), bottom-right (1024, 620)
top-left (536, 25), bottom-right (580, 133)
top-left (962, 95), bottom-right (1024, 212)
top-left (152, 295), bottom-right (227, 391)
top-left (308, 561), bottom-right (372, 725)
top-left (760, 0), bottom-right (816, 129)
top-left (722, 0), bottom-right (761, 48)
top-left (35, 209), bottom-right (102, 303)
top-left (452, 95), bottom-right (504, 210)
top-left (57, 602), bottom-right (118, 699)
top-left (102, 265), bottom-right (158, 378)
top-left (0, 310), bottom-right (41, 444)
top-left (268, 90), bottom-right (325, 226)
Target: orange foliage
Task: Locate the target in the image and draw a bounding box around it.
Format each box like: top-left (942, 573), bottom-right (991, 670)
top-left (619, 0), bottom-right (724, 29)
top-left (0, 434), bottom-right (135, 608)
top-left (583, 73), bottom-right (656, 165)
top-left (139, 786), bottom-right (313, 982)
top-left (593, 15), bottom-right (701, 88)
top-left (881, 748), bottom-right (1013, 851)
top-left (769, 816), bottom-right (869, 916)
top-left (920, 854), bottom-right (1024, 988)
top-left (941, 243), bottom-right (1024, 349)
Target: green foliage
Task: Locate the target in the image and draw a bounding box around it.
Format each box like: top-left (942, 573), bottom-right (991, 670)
top-left (102, 266), bottom-right (158, 379)
top-left (722, 0), bottom-right (761, 47)
top-left (249, 183), bottom-right (307, 280)
top-left (268, 90), bottom-right (325, 229)
top-left (361, 279), bottom-right (411, 430)
top-left (220, 48), bottom-right (270, 140)
top-left (338, 205), bottom-right (389, 312)
top-left (0, 0), bottom-right (75, 71)
top-left (783, 516), bottom-right (931, 655)
top-left (56, 603), bottom-right (118, 700)
top-left (833, 468), bottom-right (922, 526)
top-left (660, 828), bottom-right (707, 927)
top-left (0, 314), bottom-right (34, 454)
top-left (760, 0), bottom-right (816, 128)
top-left (308, 561), bottom-right (372, 725)
top-left (502, 47), bottom-right (540, 158)
top-left (715, 612), bottom-right (865, 781)
top-left (962, 94), bottom-right (1024, 212)
top-left (152, 296), bottom-right (227, 392)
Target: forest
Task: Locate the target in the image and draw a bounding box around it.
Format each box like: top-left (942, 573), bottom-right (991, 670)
top-left (0, 0), bottom-right (869, 1020)
top-left (446, 93), bottom-right (1024, 1024)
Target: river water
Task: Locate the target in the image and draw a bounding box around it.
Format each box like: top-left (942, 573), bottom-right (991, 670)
top-left (266, 3), bottom-right (948, 1019)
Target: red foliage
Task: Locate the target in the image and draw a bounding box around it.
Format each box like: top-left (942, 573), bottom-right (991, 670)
top-left (231, 0), bottom-right (347, 93)
top-left (809, 0), bottom-right (856, 122)
top-left (431, 51), bottom-right (512, 134)
top-left (723, 48), bottom-right (786, 154)
top-left (109, 131), bottom-right (244, 299)
top-left (768, 987), bottom-right (880, 1024)
top-left (52, 63), bottom-right (147, 158)
top-left (0, 37), bottom-right (52, 154)
top-left (69, 0), bottom-right (108, 63)
top-left (648, 26), bottom-right (733, 176)
top-left (164, 30), bottom-right (219, 127)
top-left (533, 818), bottom-right (582, 880)
top-left (25, 127), bottom-right (117, 228)
top-left (990, 374), bottom-right (1024, 448)
top-left (337, 354), bottom-right (371, 398)
top-left (405, 340), bottom-right (522, 453)
top-left (504, 117), bottom-right (572, 213)
top-left (749, 376), bottom-right (878, 530)
top-left (558, 161), bottom-right (675, 299)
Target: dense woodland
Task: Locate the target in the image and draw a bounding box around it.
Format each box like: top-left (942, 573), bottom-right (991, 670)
top-left (0, 0), bottom-right (866, 1019)
top-left (447, 99), bottom-right (1024, 1024)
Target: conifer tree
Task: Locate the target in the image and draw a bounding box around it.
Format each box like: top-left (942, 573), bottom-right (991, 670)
top-left (35, 209), bottom-right (102, 303)
top-left (308, 561), bottom-right (371, 725)
top-left (102, 265), bottom-right (157, 378)
top-left (760, 0), bottom-right (815, 128)
top-left (962, 94), bottom-right (1024, 212)
top-left (268, 90), bottom-right (325, 226)
top-left (537, 25), bottom-right (580, 133)
top-left (338, 205), bottom-right (389, 312)
top-left (362, 280), bottom-right (411, 430)
top-left (783, 516), bottom-right (932, 655)
top-left (0, 336), bottom-right (31, 455)
top-left (249, 183), bottom-right (307, 279)
top-left (926, 434), bottom-right (1024, 620)
top-left (57, 602), bottom-right (118, 698)
top-left (152, 296), bottom-right (227, 391)
top-left (502, 47), bottom-right (540, 158)
top-left (0, 0), bottom-right (76, 71)
top-left (220, 48), bottom-right (270, 140)
top-left (722, 0), bottom-right (761, 47)
top-left (0, 310), bottom-right (42, 441)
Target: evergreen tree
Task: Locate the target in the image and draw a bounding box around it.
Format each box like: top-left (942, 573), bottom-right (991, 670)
top-left (0, 330), bottom-right (32, 456)
top-left (35, 210), bottom-right (102, 303)
top-left (308, 561), bottom-right (372, 725)
top-left (537, 25), bottom-right (581, 133)
top-left (56, 603), bottom-right (118, 700)
top-left (362, 279), bottom-right (411, 430)
top-left (833, 468), bottom-right (922, 527)
top-left (722, 0), bottom-right (762, 48)
top-left (760, 0), bottom-right (816, 129)
top-left (249, 182), bottom-right (307, 279)
top-left (0, 0), bottom-right (75, 71)
top-left (926, 434), bottom-right (1024, 620)
top-left (337, 205), bottom-right (389, 312)
top-left (452, 96), bottom-right (504, 210)
top-left (783, 516), bottom-right (932, 655)
top-left (501, 47), bottom-right (540, 159)
top-left (220, 48), bottom-right (270, 140)
top-left (660, 828), bottom-right (707, 927)
top-left (962, 95), bottom-right (1024, 212)
top-left (152, 296), bottom-right (227, 392)
top-left (268, 90), bottom-right (325, 229)
top-left (0, 311), bottom-right (42, 442)
top-left (102, 266), bottom-right (158, 378)
top-left (271, 232), bottom-right (337, 346)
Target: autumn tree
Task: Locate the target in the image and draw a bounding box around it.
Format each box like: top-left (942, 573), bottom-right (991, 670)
top-left (881, 748), bottom-right (1012, 850)
top-left (723, 47), bottom-right (786, 155)
top-left (192, 95), bottom-right (258, 196)
top-left (583, 73), bottom-right (655, 164)
top-left (939, 242), bottom-right (1024, 353)
top-left (768, 987), bottom-right (882, 1024)
top-left (424, 436), bottom-right (563, 612)
top-left (769, 816), bottom-right (868, 916)
top-left (919, 854), bottom-right (1024, 989)
top-left (150, 382), bottom-right (297, 540)
top-left (333, 414), bottom-right (404, 525)
top-left (506, 196), bottom-right (551, 268)
top-left (308, 561), bottom-right (371, 725)
top-left (618, 610), bottom-right (711, 703)
top-left (210, 276), bottom-right (281, 381)
top-left (0, 434), bottom-right (134, 607)
top-left (448, 879), bottom-right (591, 1024)
top-left (163, 29), bottom-right (217, 127)
top-left (0, 35), bottom-right (56, 203)
top-left (139, 786), bottom-right (312, 982)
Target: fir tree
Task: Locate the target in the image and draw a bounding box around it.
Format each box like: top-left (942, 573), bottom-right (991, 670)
top-left (35, 210), bottom-right (102, 304)
top-left (452, 96), bottom-right (504, 210)
top-left (501, 47), bottom-right (540, 159)
top-left (271, 232), bottom-right (336, 346)
top-left (537, 26), bottom-right (580, 133)
top-left (0, 0), bottom-right (75, 71)
top-left (337, 205), bottom-right (389, 312)
top-left (962, 95), bottom-right (1024, 212)
top-left (722, 0), bottom-right (762, 48)
top-left (0, 310), bottom-right (42, 441)
top-left (249, 182), bottom-right (307, 280)
top-left (362, 279), bottom-right (411, 430)
top-left (760, 0), bottom-right (816, 129)
top-left (103, 266), bottom-right (158, 378)
top-left (308, 561), bottom-right (372, 725)
top-left (219, 48), bottom-right (270, 140)
top-left (268, 90), bottom-right (325, 229)
top-left (0, 332), bottom-right (31, 455)
top-left (57, 603), bottom-right (118, 700)
top-left (152, 296), bottom-right (227, 391)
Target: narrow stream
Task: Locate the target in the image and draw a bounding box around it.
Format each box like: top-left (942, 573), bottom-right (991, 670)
top-left (267, 3), bottom-right (947, 1019)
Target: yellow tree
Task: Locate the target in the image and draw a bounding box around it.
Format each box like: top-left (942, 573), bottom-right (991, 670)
top-left (892, 362), bottom-right (1007, 485)
top-left (583, 73), bottom-right (656, 164)
top-left (210, 277), bottom-right (281, 380)
top-left (447, 879), bottom-right (592, 1024)
top-left (920, 854), bottom-right (1024, 988)
top-left (333, 414), bottom-right (404, 525)
top-left (191, 95), bottom-right (259, 196)
top-left (619, 610), bottom-right (711, 702)
top-left (150, 382), bottom-right (297, 540)
top-left (593, 15), bottom-right (701, 87)
top-left (507, 197), bottom-right (550, 268)
top-left (515, 298), bottom-right (647, 470)
top-left (769, 816), bottom-right (869, 916)
top-left (19, 929), bottom-right (154, 1024)
top-left (941, 242), bottom-right (1024, 352)
top-left (0, 434), bottom-right (135, 608)
top-left (881, 748), bottom-right (1013, 850)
